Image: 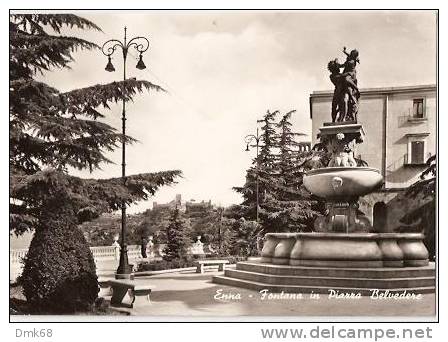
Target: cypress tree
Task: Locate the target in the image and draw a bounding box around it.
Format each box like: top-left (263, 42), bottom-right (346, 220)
top-left (163, 208), bottom-right (191, 261)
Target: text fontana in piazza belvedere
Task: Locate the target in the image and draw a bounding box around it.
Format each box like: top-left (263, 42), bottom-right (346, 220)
top-left (213, 288), bottom-right (423, 301)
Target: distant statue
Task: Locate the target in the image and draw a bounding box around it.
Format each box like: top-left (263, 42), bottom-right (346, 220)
top-left (190, 235), bottom-right (206, 256)
top-left (328, 47), bottom-right (360, 122)
top-left (141, 236), bottom-right (148, 258)
top-left (147, 235), bottom-right (154, 258)
top-left (112, 234), bottom-right (120, 260)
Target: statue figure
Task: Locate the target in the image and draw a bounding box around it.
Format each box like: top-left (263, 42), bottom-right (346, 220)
top-left (190, 235), bottom-right (205, 256)
top-left (328, 47), bottom-right (360, 122)
top-left (327, 133), bottom-right (357, 167)
top-left (147, 235), bottom-right (154, 258)
top-left (141, 236), bottom-right (148, 258)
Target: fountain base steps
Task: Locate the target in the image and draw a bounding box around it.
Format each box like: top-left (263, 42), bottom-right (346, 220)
top-left (212, 261), bottom-right (435, 295)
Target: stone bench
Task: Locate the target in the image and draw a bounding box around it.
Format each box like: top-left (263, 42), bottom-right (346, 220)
top-left (108, 279), bottom-right (154, 308)
top-left (195, 259), bottom-right (229, 273)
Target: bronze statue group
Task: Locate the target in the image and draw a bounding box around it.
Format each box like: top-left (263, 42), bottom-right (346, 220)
top-left (328, 47), bottom-right (360, 123)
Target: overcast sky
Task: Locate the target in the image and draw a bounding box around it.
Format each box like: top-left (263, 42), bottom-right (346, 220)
top-left (38, 10), bottom-right (436, 213)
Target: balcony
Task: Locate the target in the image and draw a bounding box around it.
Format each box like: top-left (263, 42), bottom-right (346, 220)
top-left (407, 115), bottom-right (428, 123)
top-left (404, 152), bottom-right (432, 166)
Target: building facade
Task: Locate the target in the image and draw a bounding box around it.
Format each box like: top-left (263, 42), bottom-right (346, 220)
top-left (153, 194), bottom-right (213, 215)
top-left (153, 194), bottom-right (182, 211)
top-left (309, 84), bottom-right (436, 232)
top-left (185, 200), bottom-right (212, 216)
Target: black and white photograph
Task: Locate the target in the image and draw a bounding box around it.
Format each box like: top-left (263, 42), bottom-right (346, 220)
top-left (7, 6), bottom-right (440, 335)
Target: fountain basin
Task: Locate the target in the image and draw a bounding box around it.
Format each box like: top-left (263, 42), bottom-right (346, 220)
top-left (260, 232), bottom-right (429, 268)
top-left (303, 167), bottom-right (383, 200)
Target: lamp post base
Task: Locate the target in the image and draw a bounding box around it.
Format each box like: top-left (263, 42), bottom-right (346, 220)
top-left (115, 245), bottom-right (134, 280)
top-left (115, 272), bottom-right (134, 280)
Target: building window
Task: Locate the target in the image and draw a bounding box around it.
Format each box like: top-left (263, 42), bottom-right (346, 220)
top-left (410, 140), bottom-right (425, 164)
top-left (405, 133), bottom-right (430, 166)
top-left (373, 202), bottom-right (387, 232)
top-left (412, 98), bottom-right (425, 118)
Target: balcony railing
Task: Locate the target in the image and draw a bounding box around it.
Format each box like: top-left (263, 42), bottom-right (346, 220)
top-left (404, 152), bottom-right (432, 166)
top-left (407, 114), bottom-right (427, 122)
top-left (10, 244), bottom-right (167, 265)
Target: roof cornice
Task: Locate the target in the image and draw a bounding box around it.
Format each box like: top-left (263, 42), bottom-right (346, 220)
top-left (310, 84), bottom-right (436, 98)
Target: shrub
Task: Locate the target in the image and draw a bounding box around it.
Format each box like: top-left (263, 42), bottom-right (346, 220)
top-left (137, 255), bottom-right (248, 272)
top-left (218, 255), bottom-right (247, 264)
top-left (21, 207), bottom-right (99, 313)
top-left (137, 258), bottom-right (195, 272)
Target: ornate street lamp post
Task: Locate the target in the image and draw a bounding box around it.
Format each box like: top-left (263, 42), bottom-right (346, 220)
top-left (102, 27), bottom-right (149, 279)
top-left (244, 127), bottom-right (261, 223)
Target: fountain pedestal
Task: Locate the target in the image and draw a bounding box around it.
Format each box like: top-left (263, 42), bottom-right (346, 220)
top-left (305, 123), bottom-right (382, 234)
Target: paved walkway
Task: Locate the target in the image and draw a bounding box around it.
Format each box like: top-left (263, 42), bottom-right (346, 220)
top-left (103, 269), bottom-right (436, 318)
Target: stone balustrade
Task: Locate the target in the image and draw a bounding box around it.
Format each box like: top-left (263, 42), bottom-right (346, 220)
top-left (10, 249), bottom-right (28, 263)
top-left (10, 244), bottom-right (167, 282)
top-left (90, 245), bottom-right (118, 259)
top-left (10, 244), bottom-right (165, 265)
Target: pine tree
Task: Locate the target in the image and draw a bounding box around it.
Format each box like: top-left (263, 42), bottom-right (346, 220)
top-left (258, 110), bottom-right (278, 175)
top-left (400, 154), bottom-right (436, 260)
top-left (276, 110), bottom-right (304, 192)
top-left (228, 217), bottom-right (260, 257)
top-left (233, 110), bottom-right (279, 224)
top-left (262, 110), bottom-right (322, 232)
top-left (10, 14), bottom-right (181, 312)
top-left (234, 110), bottom-right (324, 234)
top-left (163, 208), bottom-right (191, 261)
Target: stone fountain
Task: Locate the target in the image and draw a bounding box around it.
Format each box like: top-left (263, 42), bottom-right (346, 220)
top-left (214, 48), bottom-right (434, 294)
top-left (260, 122), bottom-right (429, 269)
